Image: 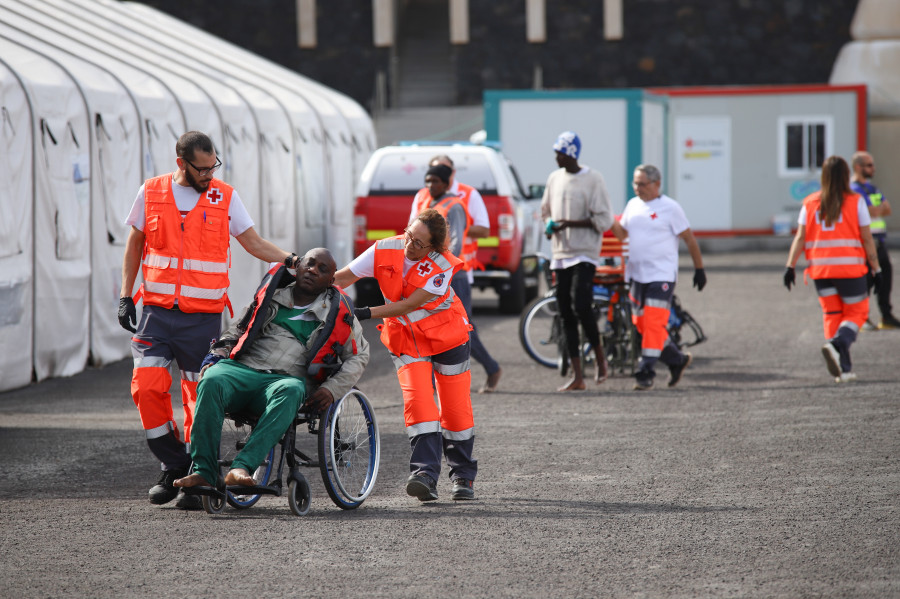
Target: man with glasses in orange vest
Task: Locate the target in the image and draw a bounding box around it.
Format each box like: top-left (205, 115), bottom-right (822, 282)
top-left (410, 156), bottom-right (502, 393)
top-left (118, 131), bottom-right (301, 510)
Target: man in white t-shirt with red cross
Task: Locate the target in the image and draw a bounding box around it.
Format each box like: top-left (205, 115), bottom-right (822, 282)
top-left (610, 164), bottom-right (707, 391)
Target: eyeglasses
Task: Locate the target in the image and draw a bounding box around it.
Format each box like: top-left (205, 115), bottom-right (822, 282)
top-left (182, 156), bottom-right (222, 177)
top-left (404, 228), bottom-right (430, 251)
top-left (633, 181), bottom-right (652, 187)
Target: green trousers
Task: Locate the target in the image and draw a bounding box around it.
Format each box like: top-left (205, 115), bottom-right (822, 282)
top-left (190, 359), bottom-right (306, 485)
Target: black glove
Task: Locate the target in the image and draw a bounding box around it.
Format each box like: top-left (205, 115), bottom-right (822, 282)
top-left (692, 268), bottom-right (707, 291)
top-left (354, 307), bottom-right (371, 322)
top-left (783, 266), bottom-right (795, 291)
top-left (118, 297), bottom-right (137, 333)
top-left (873, 269), bottom-right (884, 295)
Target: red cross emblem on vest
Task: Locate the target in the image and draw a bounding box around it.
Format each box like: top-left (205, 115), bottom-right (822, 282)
top-left (417, 261), bottom-right (433, 277)
top-left (207, 188), bottom-right (223, 205)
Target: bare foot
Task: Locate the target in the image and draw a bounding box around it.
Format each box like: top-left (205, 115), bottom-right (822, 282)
top-left (595, 357), bottom-right (609, 384)
top-left (224, 468), bottom-right (256, 487)
top-left (479, 368), bottom-right (502, 393)
top-left (557, 377), bottom-right (587, 392)
top-left (173, 473), bottom-right (212, 488)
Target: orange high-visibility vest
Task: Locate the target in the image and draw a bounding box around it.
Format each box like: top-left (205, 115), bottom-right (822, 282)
top-left (413, 189), bottom-right (475, 270)
top-left (373, 236), bottom-right (470, 357)
top-left (803, 191), bottom-right (868, 280)
top-left (141, 174), bottom-right (232, 314)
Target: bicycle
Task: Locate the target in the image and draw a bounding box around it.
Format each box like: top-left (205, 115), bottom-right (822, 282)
top-left (519, 244), bottom-right (706, 376)
top-left (519, 243), bottom-right (640, 377)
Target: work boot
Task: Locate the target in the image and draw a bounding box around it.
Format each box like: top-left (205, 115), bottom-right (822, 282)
top-left (633, 370), bottom-right (654, 391)
top-left (821, 342), bottom-right (842, 378)
top-left (149, 467), bottom-right (188, 505)
top-left (174, 489), bottom-right (202, 510)
top-left (667, 352), bottom-right (693, 388)
top-left (406, 473), bottom-right (438, 502)
top-left (451, 478), bottom-right (475, 500)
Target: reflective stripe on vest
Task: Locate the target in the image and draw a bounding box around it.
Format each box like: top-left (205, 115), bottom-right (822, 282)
top-left (373, 237), bottom-right (468, 356)
top-left (141, 173), bottom-right (232, 314)
top-left (802, 191), bottom-right (868, 279)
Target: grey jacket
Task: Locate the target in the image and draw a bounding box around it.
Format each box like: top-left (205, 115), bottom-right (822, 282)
top-left (213, 284), bottom-right (369, 401)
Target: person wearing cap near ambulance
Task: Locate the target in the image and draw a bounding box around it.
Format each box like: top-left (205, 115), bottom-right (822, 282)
top-left (410, 156), bottom-right (502, 393)
top-left (541, 131), bottom-right (614, 391)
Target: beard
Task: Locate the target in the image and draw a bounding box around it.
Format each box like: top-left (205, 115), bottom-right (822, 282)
top-left (184, 168), bottom-right (210, 193)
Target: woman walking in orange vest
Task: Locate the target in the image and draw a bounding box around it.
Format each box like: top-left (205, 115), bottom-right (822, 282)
top-left (784, 155), bottom-right (882, 383)
top-left (335, 208), bottom-right (477, 501)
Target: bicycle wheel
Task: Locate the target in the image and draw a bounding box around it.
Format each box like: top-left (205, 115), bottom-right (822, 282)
top-left (218, 417), bottom-right (274, 509)
top-left (318, 389), bottom-right (380, 510)
top-left (519, 295), bottom-right (562, 369)
top-left (604, 295), bottom-right (634, 374)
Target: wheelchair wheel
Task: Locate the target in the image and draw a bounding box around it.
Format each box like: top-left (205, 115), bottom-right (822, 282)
top-left (288, 475), bottom-right (311, 516)
top-left (202, 492), bottom-right (226, 515)
top-left (519, 296), bottom-right (561, 369)
top-left (318, 389), bottom-right (380, 509)
top-left (219, 417), bottom-right (274, 509)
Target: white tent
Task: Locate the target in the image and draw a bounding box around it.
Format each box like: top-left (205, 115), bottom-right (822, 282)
top-left (8, 0), bottom-right (270, 319)
top-left (0, 37), bottom-right (91, 382)
top-left (120, 0), bottom-right (375, 269)
top-left (33, 0), bottom-right (308, 315)
top-left (0, 19), bottom-right (143, 369)
top-left (0, 0), bottom-right (375, 392)
top-left (0, 55), bottom-right (34, 392)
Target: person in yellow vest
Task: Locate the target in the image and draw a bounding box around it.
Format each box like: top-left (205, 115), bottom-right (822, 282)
top-left (784, 155), bottom-right (882, 383)
top-left (335, 208), bottom-right (478, 502)
top-left (850, 151), bottom-right (899, 329)
top-left (118, 131), bottom-right (301, 509)
top-left (410, 158), bottom-right (502, 393)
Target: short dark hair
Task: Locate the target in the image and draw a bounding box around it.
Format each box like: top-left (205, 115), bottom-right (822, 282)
top-left (176, 131), bottom-right (215, 162)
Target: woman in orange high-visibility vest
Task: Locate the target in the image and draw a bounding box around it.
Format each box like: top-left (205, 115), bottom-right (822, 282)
top-left (335, 208), bottom-right (477, 502)
top-left (784, 155), bottom-right (882, 383)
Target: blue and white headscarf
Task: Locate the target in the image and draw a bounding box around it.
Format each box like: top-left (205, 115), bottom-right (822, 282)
top-left (552, 131), bottom-right (581, 160)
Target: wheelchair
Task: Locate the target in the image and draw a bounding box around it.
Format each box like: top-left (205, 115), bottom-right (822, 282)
top-left (185, 387), bottom-right (380, 516)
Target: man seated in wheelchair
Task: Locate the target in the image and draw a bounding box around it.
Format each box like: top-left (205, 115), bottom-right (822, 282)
top-left (175, 247), bottom-right (370, 489)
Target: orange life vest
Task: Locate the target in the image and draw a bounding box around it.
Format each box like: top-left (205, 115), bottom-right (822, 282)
top-left (140, 174), bottom-right (233, 314)
top-left (372, 236), bottom-right (471, 357)
top-left (228, 264), bottom-right (356, 383)
top-left (413, 188), bottom-right (475, 270)
top-left (802, 191), bottom-right (868, 279)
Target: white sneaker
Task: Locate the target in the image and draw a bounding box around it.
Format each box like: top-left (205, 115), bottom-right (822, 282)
top-left (835, 372), bottom-right (857, 383)
top-left (821, 342), bottom-right (842, 378)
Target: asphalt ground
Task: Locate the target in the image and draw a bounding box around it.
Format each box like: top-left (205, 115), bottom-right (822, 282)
top-left (1, 250), bottom-right (898, 598)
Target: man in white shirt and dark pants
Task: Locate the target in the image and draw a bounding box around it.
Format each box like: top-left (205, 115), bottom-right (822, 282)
top-left (611, 164), bottom-right (706, 391)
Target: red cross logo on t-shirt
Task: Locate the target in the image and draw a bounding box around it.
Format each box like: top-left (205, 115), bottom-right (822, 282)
top-left (207, 188), bottom-right (223, 205)
top-left (417, 262), bottom-right (433, 277)
top-left (650, 212), bottom-right (658, 220)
